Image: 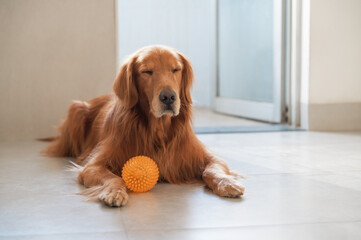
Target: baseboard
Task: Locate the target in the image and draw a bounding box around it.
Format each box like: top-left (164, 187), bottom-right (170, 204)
top-left (307, 102), bottom-right (361, 131)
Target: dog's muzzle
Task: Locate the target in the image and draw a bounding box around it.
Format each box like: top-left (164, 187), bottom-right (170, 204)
top-left (159, 89), bottom-right (177, 115)
top-left (159, 89), bottom-right (176, 105)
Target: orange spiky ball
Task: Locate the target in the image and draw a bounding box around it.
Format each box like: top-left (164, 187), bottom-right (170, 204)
top-left (121, 156), bottom-right (159, 193)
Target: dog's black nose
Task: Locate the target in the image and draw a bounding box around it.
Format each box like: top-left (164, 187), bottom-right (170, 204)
top-left (159, 89), bottom-right (176, 105)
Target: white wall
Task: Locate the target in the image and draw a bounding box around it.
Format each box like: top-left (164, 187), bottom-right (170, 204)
top-left (309, 0), bottom-right (361, 104)
top-left (116, 0), bottom-right (216, 107)
top-left (303, 0), bottom-right (361, 130)
top-left (0, 0), bottom-right (116, 140)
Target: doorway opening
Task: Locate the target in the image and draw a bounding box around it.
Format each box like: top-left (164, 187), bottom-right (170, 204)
top-left (115, 0), bottom-right (295, 133)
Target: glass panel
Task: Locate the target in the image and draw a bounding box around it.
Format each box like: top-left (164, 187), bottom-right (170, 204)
top-left (218, 0), bottom-right (274, 102)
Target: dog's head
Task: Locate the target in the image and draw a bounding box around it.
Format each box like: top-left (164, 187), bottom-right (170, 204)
top-left (113, 46), bottom-right (193, 118)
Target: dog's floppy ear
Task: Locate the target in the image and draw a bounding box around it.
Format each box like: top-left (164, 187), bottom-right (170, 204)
top-left (178, 53), bottom-right (193, 105)
top-left (113, 55), bottom-right (138, 108)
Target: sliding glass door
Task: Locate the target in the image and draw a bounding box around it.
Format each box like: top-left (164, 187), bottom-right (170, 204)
top-left (215, 0), bottom-right (284, 123)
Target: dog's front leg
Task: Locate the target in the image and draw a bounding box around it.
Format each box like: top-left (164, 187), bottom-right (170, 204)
top-left (202, 155), bottom-right (245, 198)
top-left (78, 163), bottom-right (128, 207)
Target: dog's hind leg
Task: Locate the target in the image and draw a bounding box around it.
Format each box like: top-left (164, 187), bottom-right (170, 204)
top-left (43, 101), bottom-right (90, 158)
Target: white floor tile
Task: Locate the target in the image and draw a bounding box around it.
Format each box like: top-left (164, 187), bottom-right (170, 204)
top-left (1, 131), bottom-right (361, 239)
top-left (193, 107), bottom-right (268, 127)
top-left (127, 222), bottom-right (361, 240)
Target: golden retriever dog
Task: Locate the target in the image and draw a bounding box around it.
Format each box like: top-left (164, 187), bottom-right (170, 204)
top-left (44, 46), bottom-right (244, 207)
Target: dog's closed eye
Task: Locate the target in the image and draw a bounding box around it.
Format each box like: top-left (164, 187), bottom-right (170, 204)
top-left (143, 70), bottom-right (153, 76)
top-left (172, 68), bottom-right (180, 73)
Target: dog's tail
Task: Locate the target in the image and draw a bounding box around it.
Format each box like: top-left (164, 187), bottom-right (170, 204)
top-left (37, 137), bottom-right (57, 142)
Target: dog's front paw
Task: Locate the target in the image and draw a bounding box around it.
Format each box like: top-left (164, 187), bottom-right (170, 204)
top-left (99, 187), bottom-right (128, 207)
top-left (214, 178), bottom-right (245, 198)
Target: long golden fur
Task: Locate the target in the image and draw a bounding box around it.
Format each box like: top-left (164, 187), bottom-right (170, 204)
top-left (44, 46), bottom-right (244, 207)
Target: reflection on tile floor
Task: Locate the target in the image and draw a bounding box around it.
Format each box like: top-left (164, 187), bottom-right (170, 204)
top-left (1, 131), bottom-right (361, 239)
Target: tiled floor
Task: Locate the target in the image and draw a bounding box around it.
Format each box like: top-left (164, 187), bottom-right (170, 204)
top-left (192, 107), bottom-right (268, 127)
top-left (1, 131), bottom-right (361, 239)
